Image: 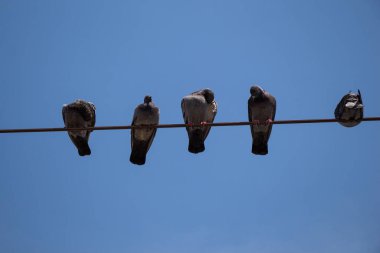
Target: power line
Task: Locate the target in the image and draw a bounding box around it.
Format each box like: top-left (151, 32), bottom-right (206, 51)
top-left (0, 117), bottom-right (379, 134)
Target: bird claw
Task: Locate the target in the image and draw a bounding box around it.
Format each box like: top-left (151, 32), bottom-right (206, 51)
top-left (265, 119), bottom-right (273, 125)
top-left (200, 121), bottom-right (208, 126)
top-left (252, 120), bottom-right (260, 125)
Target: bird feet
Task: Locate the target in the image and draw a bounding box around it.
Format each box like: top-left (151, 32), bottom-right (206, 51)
top-left (252, 120), bottom-right (260, 125)
top-left (251, 119), bottom-right (273, 125)
top-left (264, 119), bottom-right (273, 125)
top-left (187, 121), bottom-right (208, 127)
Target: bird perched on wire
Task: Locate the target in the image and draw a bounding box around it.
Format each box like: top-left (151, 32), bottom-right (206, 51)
top-left (334, 90), bottom-right (364, 127)
top-left (62, 99), bottom-right (96, 156)
top-left (130, 95), bottom-right (160, 165)
top-left (181, 88), bottom-right (217, 153)
top-left (248, 85), bottom-right (276, 155)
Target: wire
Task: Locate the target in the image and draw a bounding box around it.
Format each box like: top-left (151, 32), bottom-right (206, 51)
top-left (0, 117), bottom-right (379, 133)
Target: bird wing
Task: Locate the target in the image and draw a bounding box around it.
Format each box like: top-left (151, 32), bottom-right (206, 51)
top-left (248, 97), bottom-right (255, 138)
top-left (266, 94), bottom-right (276, 140)
top-left (62, 105), bottom-right (68, 125)
top-left (358, 89), bottom-right (362, 104)
top-left (131, 110), bottom-right (138, 149)
top-left (181, 98), bottom-right (187, 122)
top-left (181, 98), bottom-right (191, 134)
top-left (334, 94), bottom-right (348, 119)
top-left (202, 100), bottom-right (217, 140)
top-left (357, 89), bottom-right (364, 118)
top-left (89, 105), bottom-right (96, 129)
top-left (145, 126), bottom-right (157, 153)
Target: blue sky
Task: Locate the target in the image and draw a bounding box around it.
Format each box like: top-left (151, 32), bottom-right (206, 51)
top-left (1, 0), bottom-right (380, 252)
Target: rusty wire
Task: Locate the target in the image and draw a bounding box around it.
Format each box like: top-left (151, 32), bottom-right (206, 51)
top-left (0, 117), bottom-right (379, 134)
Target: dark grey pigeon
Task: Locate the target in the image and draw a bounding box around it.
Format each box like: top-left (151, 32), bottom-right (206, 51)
top-left (248, 85), bottom-right (276, 155)
top-left (130, 96), bottom-right (160, 165)
top-left (335, 90), bottom-right (364, 127)
top-left (62, 99), bottom-right (96, 156)
top-left (181, 88), bottom-right (217, 153)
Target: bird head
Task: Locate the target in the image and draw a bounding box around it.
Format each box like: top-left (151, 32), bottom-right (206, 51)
top-left (202, 89), bottom-right (214, 104)
top-left (250, 85), bottom-right (264, 98)
top-left (144, 95), bottom-right (152, 104)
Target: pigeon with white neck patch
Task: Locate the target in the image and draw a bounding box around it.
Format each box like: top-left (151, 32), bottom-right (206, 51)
top-left (334, 90), bottom-right (364, 127)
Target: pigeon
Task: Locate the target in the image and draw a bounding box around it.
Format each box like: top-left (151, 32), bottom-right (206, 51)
top-left (62, 99), bottom-right (96, 156)
top-left (248, 85), bottom-right (276, 155)
top-left (130, 95), bottom-right (160, 165)
top-left (181, 88), bottom-right (217, 153)
top-left (334, 90), bottom-right (364, 127)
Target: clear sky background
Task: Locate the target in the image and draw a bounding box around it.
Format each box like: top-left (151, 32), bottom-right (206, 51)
top-left (1, 0), bottom-right (380, 252)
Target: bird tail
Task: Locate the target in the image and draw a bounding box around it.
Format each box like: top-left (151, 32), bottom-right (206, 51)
top-left (76, 137), bottom-right (91, 156)
top-left (188, 129), bottom-right (205, 153)
top-left (252, 134), bottom-right (268, 155)
top-left (130, 141), bottom-right (148, 165)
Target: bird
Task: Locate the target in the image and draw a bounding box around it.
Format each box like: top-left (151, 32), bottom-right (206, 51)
top-left (181, 88), bottom-right (217, 153)
top-left (248, 85), bottom-right (276, 155)
top-left (130, 95), bottom-right (160, 165)
top-left (62, 99), bottom-right (96, 156)
top-left (334, 90), bottom-right (364, 127)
